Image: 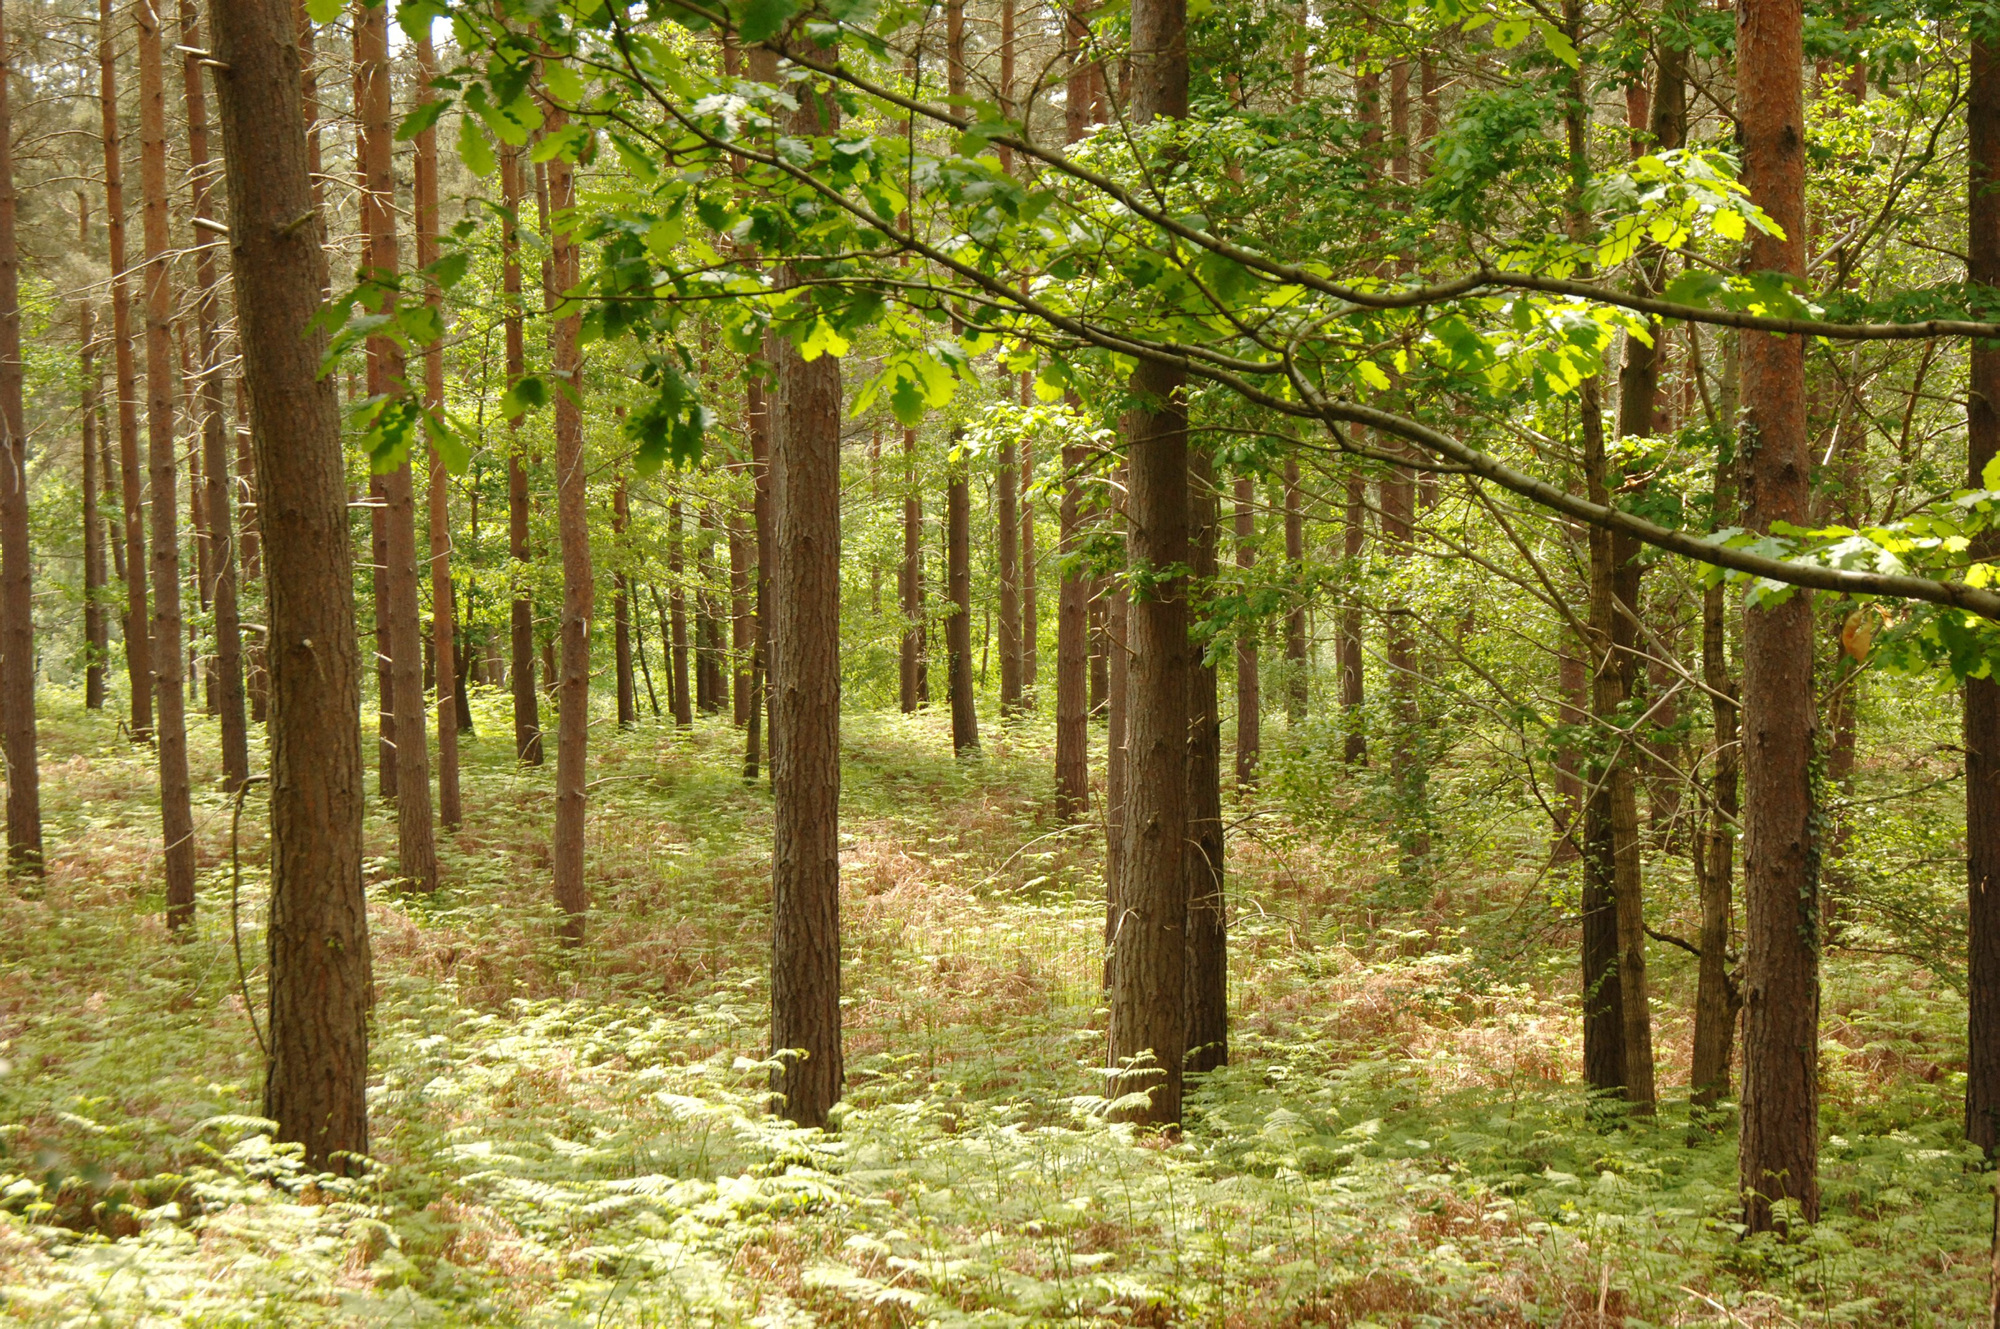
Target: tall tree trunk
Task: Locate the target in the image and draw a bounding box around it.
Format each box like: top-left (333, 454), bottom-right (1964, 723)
top-left (80, 269), bottom-right (108, 712)
top-left (370, 473), bottom-right (392, 796)
top-left (614, 478), bottom-right (637, 729)
top-left (210, 0), bottom-right (368, 1169)
top-left (729, 482), bottom-right (750, 729)
top-left (1964, 24), bottom-right (2000, 1157)
top-left (1104, 571), bottom-right (1128, 935)
top-left (1554, 644), bottom-right (1585, 859)
top-left (0, 1), bottom-right (36, 873)
top-left (1022, 430), bottom-right (1038, 703)
top-left (415, 33), bottom-right (460, 829)
top-left (1054, 419), bottom-right (1089, 817)
top-left (946, 452), bottom-right (978, 754)
top-left (357, 0), bottom-right (436, 893)
top-left (1090, 591), bottom-right (1108, 713)
top-left (1339, 469), bottom-right (1365, 761)
top-left (899, 425), bottom-right (926, 711)
top-left (237, 376), bottom-right (266, 724)
top-left (1561, 0), bottom-right (1647, 1106)
top-left (179, 0), bottom-right (247, 792)
top-left (998, 434), bottom-right (1022, 716)
top-left (745, 374), bottom-right (771, 779)
top-left (1184, 448), bottom-right (1226, 1074)
top-left (137, 0), bottom-right (195, 925)
top-left (547, 108), bottom-right (590, 944)
top-left (1233, 475), bottom-right (1259, 785)
top-left (942, 5), bottom-right (978, 755)
top-left (100, 0), bottom-right (151, 742)
top-left (1107, 0), bottom-right (1191, 1128)
top-left (668, 499), bottom-right (692, 726)
top-left (769, 42), bottom-right (844, 1129)
top-left (502, 145), bottom-right (541, 764)
top-left (1283, 457), bottom-right (1307, 724)
top-left (1737, 0), bottom-right (1820, 1231)
top-left (1693, 329), bottom-right (1743, 1107)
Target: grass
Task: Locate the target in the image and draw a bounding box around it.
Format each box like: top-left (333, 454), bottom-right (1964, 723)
top-left (0, 685), bottom-right (1990, 1325)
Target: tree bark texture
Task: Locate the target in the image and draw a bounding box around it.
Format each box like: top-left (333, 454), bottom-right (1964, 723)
top-left (415, 34), bottom-right (460, 829)
top-left (669, 500), bottom-right (692, 726)
top-left (1184, 448), bottom-right (1225, 1075)
top-left (769, 50), bottom-right (844, 1130)
top-left (1965, 26), bottom-right (2000, 1156)
top-left (179, 0), bottom-right (247, 792)
top-left (1283, 457), bottom-right (1307, 724)
top-left (1737, 0), bottom-right (1820, 1231)
top-left (209, 0), bottom-right (369, 1170)
top-left (1233, 475), bottom-right (1259, 786)
top-left (502, 145), bottom-right (542, 764)
top-left (899, 425), bottom-right (926, 712)
top-left (946, 458), bottom-right (979, 754)
top-left (80, 287), bottom-right (108, 712)
top-left (615, 479), bottom-right (636, 729)
top-left (138, 0), bottom-right (196, 926)
top-left (0, 0), bottom-right (37, 872)
top-left (101, 0), bottom-right (151, 741)
top-left (357, 0), bottom-right (436, 893)
top-left (1054, 424), bottom-right (1089, 818)
top-left (548, 112), bottom-right (590, 944)
top-left (998, 435), bottom-right (1022, 716)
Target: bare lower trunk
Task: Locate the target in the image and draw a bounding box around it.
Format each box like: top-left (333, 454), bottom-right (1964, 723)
top-left (946, 457), bottom-right (979, 754)
top-left (1184, 447), bottom-right (1225, 1074)
top-left (211, 0), bottom-right (368, 1167)
top-left (1339, 471), bottom-right (1365, 761)
top-left (769, 49), bottom-right (843, 1128)
top-left (1233, 475), bottom-right (1258, 786)
top-left (1021, 432), bottom-right (1038, 703)
top-left (1110, 364), bottom-right (1190, 1127)
top-left (615, 479), bottom-right (637, 729)
top-left (1054, 430), bottom-right (1089, 817)
top-left (137, 0), bottom-right (194, 925)
top-left (1966, 30), bottom-right (2000, 1157)
top-left (998, 437), bottom-right (1021, 715)
top-left (357, 0), bottom-right (435, 893)
top-left (100, 0), bottom-right (150, 742)
top-left (1283, 457), bottom-right (1307, 723)
top-left (899, 426), bottom-right (925, 712)
top-left (745, 377), bottom-right (771, 779)
top-left (547, 113), bottom-right (589, 944)
top-left (0, 3), bottom-right (37, 871)
top-left (1737, 0), bottom-right (1820, 1231)
top-left (81, 296), bottom-right (108, 712)
top-left (415, 34), bottom-right (459, 829)
top-left (502, 145), bottom-right (541, 765)
top-left (179, 0), bottom-right (246, 791)
top-left (668, 500), bottom-right (691, 727)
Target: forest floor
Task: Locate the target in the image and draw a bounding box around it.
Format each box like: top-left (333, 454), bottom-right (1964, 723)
top-left (0, 690), bottom-right (1989, 1326)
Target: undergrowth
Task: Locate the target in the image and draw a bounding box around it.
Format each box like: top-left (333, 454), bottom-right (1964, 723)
top-left (0, 690), bottom-right (1989, 1326)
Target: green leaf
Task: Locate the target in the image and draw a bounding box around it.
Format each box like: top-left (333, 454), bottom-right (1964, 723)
top-left (501, 375), bottom-right (548, 421)
top-left (395, 98), bottom-right (450, 142)
top-left (305, 0), bottom-right (344, 23)
top-left (428, 251), bottom-right (471, 291)
top-left (456, 115), bottom-right (497, 177)
top-left (1536, 20), bottom-right (1579, 68)
top-left (799, 317), bottom-right (850, 362)
top-left (542, 61), bottom-right (585, 105)
top-left (736, 0), bottom-right (800, 43)
top-left (1357, 361), bottom-right (1392, 392)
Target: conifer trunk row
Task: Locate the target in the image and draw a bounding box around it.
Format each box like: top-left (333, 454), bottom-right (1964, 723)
top-left (0, 0), bottom-right (37, 872)
top-left (137, 0), bottom-right (195, 925)
top-left (208, 0), bottom-right (369, 1169)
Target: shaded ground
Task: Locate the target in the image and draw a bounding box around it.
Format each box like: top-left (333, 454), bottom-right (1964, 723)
top-left (0, 690), bottom-right (1986, 1325)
